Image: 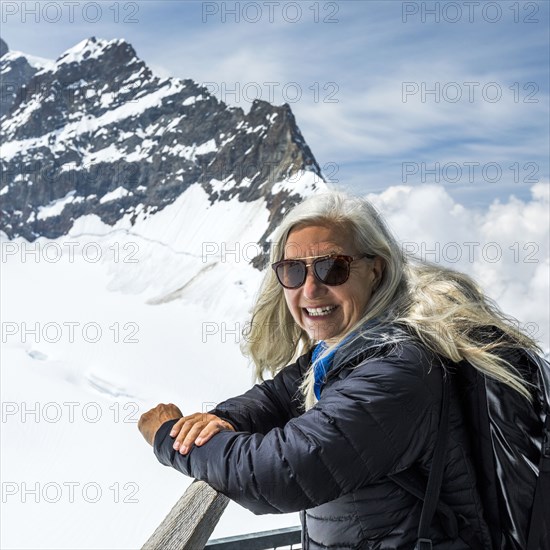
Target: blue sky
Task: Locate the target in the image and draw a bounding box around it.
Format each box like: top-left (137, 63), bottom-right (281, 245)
top-left (2, 0), bottom-right (549, 207)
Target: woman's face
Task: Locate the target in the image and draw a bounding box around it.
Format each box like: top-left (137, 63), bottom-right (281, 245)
top-left (282, 224), bottom-right (384, 344)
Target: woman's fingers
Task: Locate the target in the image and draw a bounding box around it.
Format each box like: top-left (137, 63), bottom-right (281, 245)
top-left (171, 413), bottom-right (206, 446)
top-left (169, 417), bottom-right (186, 437)
top-left (195, 419), bottom-right (235, 446)
top-left (172, 418), bottom-right (199, 451)
top-left (170, 414), bottom-right (235, 454)
top-left (179, 421), bottom-right (209, 454)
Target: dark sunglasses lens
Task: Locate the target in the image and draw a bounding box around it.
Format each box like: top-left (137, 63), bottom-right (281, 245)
top-left (276, 261), bottom-right (306, 288)
top-left (315, 257), bottom-right (349, 285)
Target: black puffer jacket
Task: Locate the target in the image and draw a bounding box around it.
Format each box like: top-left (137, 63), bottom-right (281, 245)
top-left (154, 335), bottom-right (493, 549)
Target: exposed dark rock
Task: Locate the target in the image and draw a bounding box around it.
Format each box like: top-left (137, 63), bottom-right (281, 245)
top-left (0, 38), bottom-right (8, 58)
top-left (0, 37), bottom-right (324, 255)
top-left (0, 38), bottom-right (38, 120)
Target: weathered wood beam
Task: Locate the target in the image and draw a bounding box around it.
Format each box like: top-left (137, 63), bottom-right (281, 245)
top-left (142, 480), bottom-right (229, 550)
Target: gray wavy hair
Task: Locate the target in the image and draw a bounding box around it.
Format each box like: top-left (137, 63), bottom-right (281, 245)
top-left (242, 192), bottom-right (539, 409)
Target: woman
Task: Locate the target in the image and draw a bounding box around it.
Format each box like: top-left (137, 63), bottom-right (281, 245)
top-left (138, 192), bottom-right (541, 549)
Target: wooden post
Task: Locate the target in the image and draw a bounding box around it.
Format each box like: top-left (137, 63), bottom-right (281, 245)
top-left (142, 480), bottom-right (230, 550)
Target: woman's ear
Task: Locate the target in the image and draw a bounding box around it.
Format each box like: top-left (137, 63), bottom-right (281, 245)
top-left (371, 257), bottom-right (385, 290)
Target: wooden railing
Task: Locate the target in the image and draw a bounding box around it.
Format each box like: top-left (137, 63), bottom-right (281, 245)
top-left (142, 480), bottom-right (302, 550)
top-left (142, 480), bottom-right (229, 549)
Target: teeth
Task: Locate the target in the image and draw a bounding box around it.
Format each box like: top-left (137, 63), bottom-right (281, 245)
top-left (305, 306), bottom-right (336, 317)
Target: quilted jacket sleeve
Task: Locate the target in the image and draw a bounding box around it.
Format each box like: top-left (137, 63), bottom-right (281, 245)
top-left (153, 343), bottom-right (441, 515)
top-left (206, 351), bottom-right (311, 433)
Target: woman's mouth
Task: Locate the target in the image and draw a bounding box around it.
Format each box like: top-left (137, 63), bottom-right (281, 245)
top-left (304, 305), bottom-right (338, 318)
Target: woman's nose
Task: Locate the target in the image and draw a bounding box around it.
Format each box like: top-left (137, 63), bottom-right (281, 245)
top-left (302, 267), bottom-right (327, 299)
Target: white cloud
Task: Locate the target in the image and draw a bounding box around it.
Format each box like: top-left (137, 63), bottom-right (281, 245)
top-left (367, 182), bottom-right (550, 352)
top-left (4, 2), bottom-right (547, 207)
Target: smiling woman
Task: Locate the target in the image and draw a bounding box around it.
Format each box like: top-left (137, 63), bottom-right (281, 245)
top-left (275, 225), bottom-right (383, 344)
top-left (138, 191), bottom-right (547, 549)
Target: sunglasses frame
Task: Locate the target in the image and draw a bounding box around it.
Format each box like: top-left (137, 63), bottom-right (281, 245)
top-left (271, 253), bottom-right (376, 289)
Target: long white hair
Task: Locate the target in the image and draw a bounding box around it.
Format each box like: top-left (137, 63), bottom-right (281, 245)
top-left (242, 192), bottom-right (539, 409)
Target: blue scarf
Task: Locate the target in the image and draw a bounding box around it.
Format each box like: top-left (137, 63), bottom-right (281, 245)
top-left (311, 341), bottom-right (334, 400)
top-left (311, 320), bottom-right (380, 399)
top-left (312, 336), bottom-right (354, 400)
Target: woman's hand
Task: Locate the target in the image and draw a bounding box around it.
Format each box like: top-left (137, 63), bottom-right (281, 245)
top-left (169, 413), bottom-right (235, 455)
top-left (138, 403), bottom-right (183, 446)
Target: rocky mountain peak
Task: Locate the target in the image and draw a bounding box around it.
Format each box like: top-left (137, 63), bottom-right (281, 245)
top-left (0, 37), bottom-right (325, 259)
top-left (0, 38), bottom-right (39, 119)
top-left (56, 37), bottom-right (135, 65)
top-left (2, 37), bottom-right (152, 141)
top-left (0, 38), bottom-right (8, 58)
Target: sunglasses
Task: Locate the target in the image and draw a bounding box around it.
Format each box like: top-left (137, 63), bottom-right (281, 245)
top-left (271, 253), bottom-right (375, 289)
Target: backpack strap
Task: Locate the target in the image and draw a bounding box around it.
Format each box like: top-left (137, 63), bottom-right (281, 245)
top-left (390, 373), bottom-right (485, 550)
top-left (389, 469), bottom-right (458, 537)
top-left (388, 374), bottom-right (451, 549)
top-left (391, 468), bottom-right (484, 550)
top-left (414, 374), bottom-right (451, 549)
top-left (526, 411), bottom-right (550, 550)
top-left (390, 372), bottom-right (486, 549)
top-left (525, 350), bottom-right (550, 550)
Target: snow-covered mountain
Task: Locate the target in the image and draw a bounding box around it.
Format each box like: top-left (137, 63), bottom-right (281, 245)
top-left (2, 36), bottom-right (549, 550)
top-left (1, 36), bottom-right (329, 549)
top-left (0, 36), bottom-right (326, 262)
